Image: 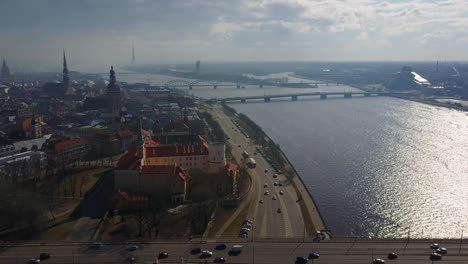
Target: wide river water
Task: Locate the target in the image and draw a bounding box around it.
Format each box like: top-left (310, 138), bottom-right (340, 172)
top-left (118, 72), bottom-right (468, 239)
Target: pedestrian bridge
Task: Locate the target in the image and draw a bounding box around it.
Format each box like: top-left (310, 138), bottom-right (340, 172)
top-left (215, 92), bottom-right (408, 103)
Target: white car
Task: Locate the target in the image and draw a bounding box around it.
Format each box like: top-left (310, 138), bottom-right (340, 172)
top-left (29, 259), bottom-right (40, 264)
top-left (264, 191), bottom-right (269, 195)
top-left (272, 195), bottom-right (277, 200)
top-left (201, 250), bottom-right (213, 257)
top-left (279, 191), bottom-right (284, 195)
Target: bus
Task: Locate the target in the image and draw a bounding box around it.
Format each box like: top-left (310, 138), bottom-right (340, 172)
top-left (247, 158), bottom-right (256, 168)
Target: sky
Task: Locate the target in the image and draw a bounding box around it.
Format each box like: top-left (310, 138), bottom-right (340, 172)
top-left (1, 0), bottom-right (468, 72)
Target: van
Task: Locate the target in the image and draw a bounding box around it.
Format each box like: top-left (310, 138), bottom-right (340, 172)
top-left (230, 245), bottom-right (243, 255)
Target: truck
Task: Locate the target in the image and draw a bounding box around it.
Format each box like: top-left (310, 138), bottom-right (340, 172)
top-left (242, 150), bottom-right (249, 158)
top-left (246, 158), bottom-right (256, 168)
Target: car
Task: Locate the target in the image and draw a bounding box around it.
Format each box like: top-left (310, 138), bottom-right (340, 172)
top-left (278, 182), bottom-right (283, 186)
top-left (243, 223), bottom-right (252, 228)
top-left (372, 258), bottom-right (385, 264)
top-left (430, 243), bottom-right (440, 249)
top-left (158, 252), bottom-right (169, 259)
top-left (274, 182), bottom-right (278, 186)
top-left (39, 253), bottom-right (50, 260)
top-left (387, 252), bottom-right (398, 260)
top-left (308, 252), bottom-right (319, 259)
top-left (430, 253), bottom-right (442, 261)
top-left (191, 247), bottom-right (201, 254)
top-left (200, 250), bottom-right (213, 258)
top-left (273, 174), bottom-right (278, 178)
top-left (214, 257), bottom-right (227, 263)
top-left (126, 244), bottom-right (138, 251)
top-left (89, 242), bottom-right (103, 249)
top-left (264, 191), bottom-right (269, 195)
top-left (215, 243), bottom-right (227, 250)
top-left (264, 169), bottom-right (268, 173)
top-left (436, 247), bottom-right (447, 254)
top-left (254, 152), bottom-right (257, 155)
top-left (279, 190), bottom-right (284, 195)
top-left (259, 199), bottom-right (264, 203)
top-left (272, 195), bottom-right (277, 200)
top-left (277, 208), bottom-right (282, 213)
top-left (238, 144), bottom-right (241, 147)
top-left (28, 259), bottom-right (40, 264)
top-left (241, 228), bottom-right (251, 233)
top-left (264, 183), bottom-right (268, 188)
top-left (296, 256), bottom-right (308, 263)
top-left (126, 256), bottom-right (136, 263)
top-left (240, 233), bottom-right (248, 238)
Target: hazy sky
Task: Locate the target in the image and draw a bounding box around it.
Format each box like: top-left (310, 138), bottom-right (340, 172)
top-left (1, 0), bottom-right (468, 72)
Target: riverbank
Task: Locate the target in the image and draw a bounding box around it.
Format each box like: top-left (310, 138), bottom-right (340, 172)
top-left (220, 103), bottom-right (328, 238)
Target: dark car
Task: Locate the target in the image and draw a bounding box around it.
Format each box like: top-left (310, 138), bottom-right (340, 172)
top-left (387, 252), bottom-right (398, 260)
top-left (215, 244), bottom-right (227, 250)
top-left (372, 258), bottom-right (385, 264)
top-left (430, 243), bottom-right (439, 249)
top-left (436, 247), bottom-right (447, 254)
top-left (214, 257), bottom-right (226, 263)
top-left (430, 253), bottom-right (442, 261)
top-left (308, 252), bottom-right (319, 259)
top-left (296, 256), bottom-right (308, 264)
top-left (191, 247), bottom-right (201, 254)
top-left (39, 253), bottom-right (50, 260)
top-left (158, 252), bottom-right (169, 259)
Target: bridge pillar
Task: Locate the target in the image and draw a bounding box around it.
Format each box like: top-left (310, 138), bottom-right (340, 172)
top-left (241, 99), bottom-right (246, 103)
top-left (237, 85), bottom-right (240, 89)
top-left (292, 95), bottom-right (298, 101)
top-left (320, 94), bottom-right (327, 100)
top-left (364, 93), bottom-right (371, 97)
top-left (344, 92), bottom-right (352, 98)
top-left (189, 85), bottom-right (193, 90)
top-left (259, 84), bottom-right (263, 88)
top-left (213, 85), bottom-right (217, 89)
top-left (264, 97), bottom-right (270, 102)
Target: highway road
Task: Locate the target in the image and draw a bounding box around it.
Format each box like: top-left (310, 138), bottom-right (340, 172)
top-left (2, 240), bottom-right (468, 263)
top-left (210, 105), bottom-right (306, 240)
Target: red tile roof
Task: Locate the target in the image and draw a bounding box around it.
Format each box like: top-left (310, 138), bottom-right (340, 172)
top-left (145, 143), bottom-right (209, 157)
top-left (55, 138), bottom-right (89, 153)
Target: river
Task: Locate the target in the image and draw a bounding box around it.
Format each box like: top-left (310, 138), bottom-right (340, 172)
top-left (119, 72), bottom-right (468, 239)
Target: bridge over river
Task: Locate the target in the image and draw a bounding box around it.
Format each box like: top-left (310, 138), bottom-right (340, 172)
top-left (215, 91), bottom-right (410, 103)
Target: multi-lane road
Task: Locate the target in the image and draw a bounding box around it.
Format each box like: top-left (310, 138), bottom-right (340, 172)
top-left (3, 240), bottom-right (468, 263)
top-left (210, 105), bottom-right (306, 239)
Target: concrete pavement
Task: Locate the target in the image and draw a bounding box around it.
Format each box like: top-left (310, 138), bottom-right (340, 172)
top-left (209, 105), bottom-right (311, 239)
top-left (2, 239), bottom-right (468, 263)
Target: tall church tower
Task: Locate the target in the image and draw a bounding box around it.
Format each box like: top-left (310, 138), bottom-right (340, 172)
top-left (132, 44), bottom-right (135, 63)
top-left (62, 50), bottom-right (73, 94)
top-left (1, 58), bottom-right (11, 79)
top-left (30, 112), bottom-right (42, 139)
top-left (107, 66), bottom-right (122, 115)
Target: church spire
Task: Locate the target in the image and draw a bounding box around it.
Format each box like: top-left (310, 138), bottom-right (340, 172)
top-left (110, 65), bottom-right (116, 84)
top-left (62, 50), bottom-right (70, 92)
top-left (1, 58), bottom-right (11, 79)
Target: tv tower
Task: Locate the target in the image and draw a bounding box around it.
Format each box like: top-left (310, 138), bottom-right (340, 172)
top-left (132, 42), bottom-right (135, 63)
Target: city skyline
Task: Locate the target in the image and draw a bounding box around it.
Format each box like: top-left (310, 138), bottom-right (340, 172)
top-left (1, 0), bottom-right (468, 72)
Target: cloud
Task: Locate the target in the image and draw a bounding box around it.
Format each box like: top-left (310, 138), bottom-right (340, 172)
top-left (1, 0), bottom-right (468, 70)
